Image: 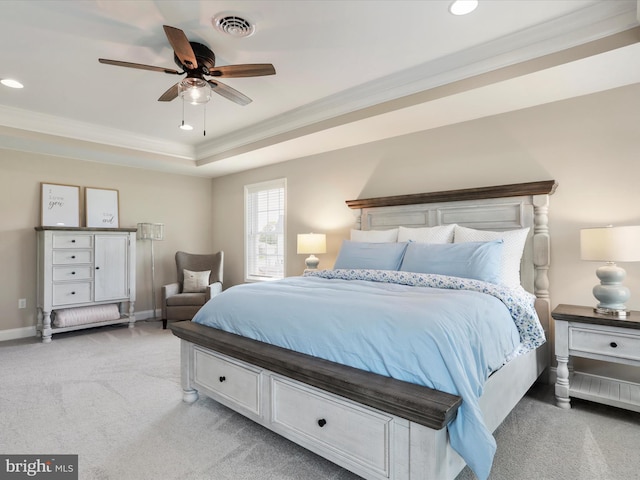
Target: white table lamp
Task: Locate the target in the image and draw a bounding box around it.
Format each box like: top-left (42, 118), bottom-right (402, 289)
top-left (137, 223), bottom-right (164, 319)
top-left (580, 225), bottom-right (640, 317)
top-left (297, 233), bottom-right (326, 270)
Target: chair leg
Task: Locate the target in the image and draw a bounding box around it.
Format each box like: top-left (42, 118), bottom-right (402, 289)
top-left (162, 319), bottom-right (167, 329)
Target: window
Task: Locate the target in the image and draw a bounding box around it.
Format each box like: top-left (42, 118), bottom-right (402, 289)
top-left (244, 178), bottom-right (286, 281)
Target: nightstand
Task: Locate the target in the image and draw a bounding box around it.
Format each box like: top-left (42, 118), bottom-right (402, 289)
top-left (552, 304), bottom-right (640, 412)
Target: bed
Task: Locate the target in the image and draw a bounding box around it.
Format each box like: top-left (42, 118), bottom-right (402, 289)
top-left (170, 180), bottom-right (556, 480)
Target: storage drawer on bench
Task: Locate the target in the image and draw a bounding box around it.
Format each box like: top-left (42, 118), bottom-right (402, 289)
top-left (193, 347), bottom-right (262, 416)
top-left (270, 375), bottom-right (392, 478)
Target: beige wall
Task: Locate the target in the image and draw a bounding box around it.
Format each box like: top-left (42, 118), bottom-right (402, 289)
top-left (3, 83), bottom-right (639, 379)
top-left (212, 83), bottom-right (640, 381)
top-left (0, 149), bottom-right (213, 334)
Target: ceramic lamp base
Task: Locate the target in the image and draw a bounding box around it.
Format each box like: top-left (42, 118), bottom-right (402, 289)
top-left (593, 262), bottom-right (630, 317)
top-left (305, 254), bottom-right (320, 269)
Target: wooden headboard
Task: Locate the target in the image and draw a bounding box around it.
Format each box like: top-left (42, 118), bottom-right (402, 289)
top-left (346, 181), bottom-right (557, 313)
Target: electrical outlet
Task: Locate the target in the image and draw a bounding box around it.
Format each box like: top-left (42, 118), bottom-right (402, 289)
top-left (18, 298), bottom-right (26, 309)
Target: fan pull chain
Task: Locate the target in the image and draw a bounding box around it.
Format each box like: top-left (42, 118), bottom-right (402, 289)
top-left (181, 96), bottom-right (186, 129)
top-left (203, 103), bottom-right (206, 136)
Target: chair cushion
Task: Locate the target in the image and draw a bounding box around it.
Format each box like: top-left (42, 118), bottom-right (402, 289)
top-left (166, 292), bottom-right (207, 307)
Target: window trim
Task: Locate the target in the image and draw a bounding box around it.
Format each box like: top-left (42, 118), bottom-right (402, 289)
top-left (244, 178), bottom-right (287, 282)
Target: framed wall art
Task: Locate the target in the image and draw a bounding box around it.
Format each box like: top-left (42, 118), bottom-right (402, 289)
top-left (85, 187), bottom-right (120, 228)
top-left (40, 182), bottom-right (81, 227)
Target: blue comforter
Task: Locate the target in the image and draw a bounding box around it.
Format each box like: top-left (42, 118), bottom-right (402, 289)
top-left (192, 270), bottom-right (544, 479)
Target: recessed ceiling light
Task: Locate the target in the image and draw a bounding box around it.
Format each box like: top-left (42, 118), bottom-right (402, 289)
top-left (1, 78), bottom-right (24, 89)
top-left (449, 0), bottom-right (478, 15)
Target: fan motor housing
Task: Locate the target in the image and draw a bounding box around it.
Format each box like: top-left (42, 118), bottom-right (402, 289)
top-left (174, 42), bottom-right (216, 74)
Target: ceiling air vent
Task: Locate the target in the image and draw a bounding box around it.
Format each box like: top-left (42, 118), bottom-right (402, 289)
top-left (213, 15), bottom-right (255, 38)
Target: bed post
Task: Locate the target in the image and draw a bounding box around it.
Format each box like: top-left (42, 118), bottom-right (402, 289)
top-left (532, 193), bottom-right (551, 319)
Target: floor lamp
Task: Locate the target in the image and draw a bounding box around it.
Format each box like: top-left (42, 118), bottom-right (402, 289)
top-left (137, 223), bottom-right (164, 320)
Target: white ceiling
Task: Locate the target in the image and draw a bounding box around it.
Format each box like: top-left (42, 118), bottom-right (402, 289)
top-left (0, 0), bottom-right (638, 178)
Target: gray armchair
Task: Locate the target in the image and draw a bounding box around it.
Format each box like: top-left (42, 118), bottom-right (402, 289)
top-left (161, 251), bottom-right (224, 329)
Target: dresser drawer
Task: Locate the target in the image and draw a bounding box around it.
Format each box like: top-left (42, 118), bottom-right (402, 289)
top-left (570, 325), bottom-right (640, 362)
top-left (53, 265), bottom-right (93, 281)
top-left (52, 282), bottom-right (92, 306)
top-left (52, 234), bottom-right (93, 249)
top-left (193, 347), bottom-right (261, 415)
top-left (53, 250), bottom-right (92, 265)
top-left (271, 376), bottom-right (390, 477)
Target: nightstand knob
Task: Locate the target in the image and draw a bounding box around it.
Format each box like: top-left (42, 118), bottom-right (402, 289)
top-left (219, 376), bottom-right (226, 382)
top-left (317, 418), bottom-right (327, 428)
top-left (610, 342), bottom-right (618, 348)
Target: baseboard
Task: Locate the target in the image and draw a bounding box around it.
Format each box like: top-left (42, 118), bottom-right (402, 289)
top-left (135, 309), bottom-right (162, 321)
top-left (0, 325), bottom-right (38, 342)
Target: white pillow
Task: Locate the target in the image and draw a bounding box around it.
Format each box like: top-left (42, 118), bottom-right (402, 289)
top-left (453, 225), bottom-right (529, 289)
top-left (397, 225), bottom-right (455, 243)
top-left (350, 228), bottom-right (398, 243)
top-left (183, 269), bottom-right (211, 293)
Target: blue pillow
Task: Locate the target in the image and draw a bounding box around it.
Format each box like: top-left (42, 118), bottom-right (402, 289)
top-left (333, 240), bottom-right (408, 271)
top-left (399, 240), bottom-right (503, 284)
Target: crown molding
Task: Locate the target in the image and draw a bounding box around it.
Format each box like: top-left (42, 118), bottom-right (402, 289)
top-left (0, 105), bottom-right (194, 160)
top-left (195, 0), bottom-right (638, 164)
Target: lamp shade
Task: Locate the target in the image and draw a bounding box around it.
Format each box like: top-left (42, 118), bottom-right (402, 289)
top-left (297, 233), bottom-right (326, 255)
top-left (580, 226), bottom-right (640, 262)
top-left (137, 223), bottom-right (164, 241)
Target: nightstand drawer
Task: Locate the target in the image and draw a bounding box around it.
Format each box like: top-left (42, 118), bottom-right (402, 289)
top-left (570, 326), bottom-right (640, 362)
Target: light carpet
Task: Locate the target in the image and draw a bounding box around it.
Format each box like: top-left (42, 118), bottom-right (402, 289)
top-left (0, 322), bottom-right (638, 480)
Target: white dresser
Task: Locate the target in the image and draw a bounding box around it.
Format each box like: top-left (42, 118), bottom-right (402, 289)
top-left (35, 227), bottom-right (137, 343)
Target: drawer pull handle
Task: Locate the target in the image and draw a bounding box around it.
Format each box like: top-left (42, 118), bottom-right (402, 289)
top-left (610, 342), bottom-right (618, 348)
top-left (71, 271), bottom-right (76, 275)
top-left (71, 291), bottom-right (76, 295)
top-left (71, 255), bottom-right (76, 259)
top-left (317, 418), bottom-right (327, 428)
top-left (219, 376), bottom-right (226, 382)
top-left (71, 239), bottom-right (76, 243)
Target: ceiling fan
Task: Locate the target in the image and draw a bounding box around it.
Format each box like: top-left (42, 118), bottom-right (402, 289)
top-left (99, 25), bottom-right (275, 106)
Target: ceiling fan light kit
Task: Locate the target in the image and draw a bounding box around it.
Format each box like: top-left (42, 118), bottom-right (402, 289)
top-left (179, 77), bottom-right (211, 105)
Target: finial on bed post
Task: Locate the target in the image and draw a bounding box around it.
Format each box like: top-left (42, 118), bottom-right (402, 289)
top-left (532, 194), bottom-right (551, 311)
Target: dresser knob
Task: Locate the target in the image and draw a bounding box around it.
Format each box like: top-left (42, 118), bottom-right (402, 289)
top-left (219, 376), bottom-right (226, 382)
top-left (71, 271), bottom-right (76, 275)
top-left (71, 291), bottom-right (76, 295)
top-left (71, 239), bottom-right (76, 243)
top-left (96, 266), bottom-right (100, 270)
top-left (317, 418), bottom-right (327, 428)
top-left (610, 342), bottom-right (618, 348)
top-left (71, 255), bottom-right (76, 259)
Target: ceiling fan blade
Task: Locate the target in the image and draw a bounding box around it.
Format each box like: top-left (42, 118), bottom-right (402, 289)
top-left (207, 80), bottom-right (252, 106)
top-left (209, 64), bottom-right (276, 78)
top-left (163, 25), bottom-right (198, 69)
top-left (158, 83), bottom-right (180, 102)
top-left (99, 58), bottom-right (181, 75)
